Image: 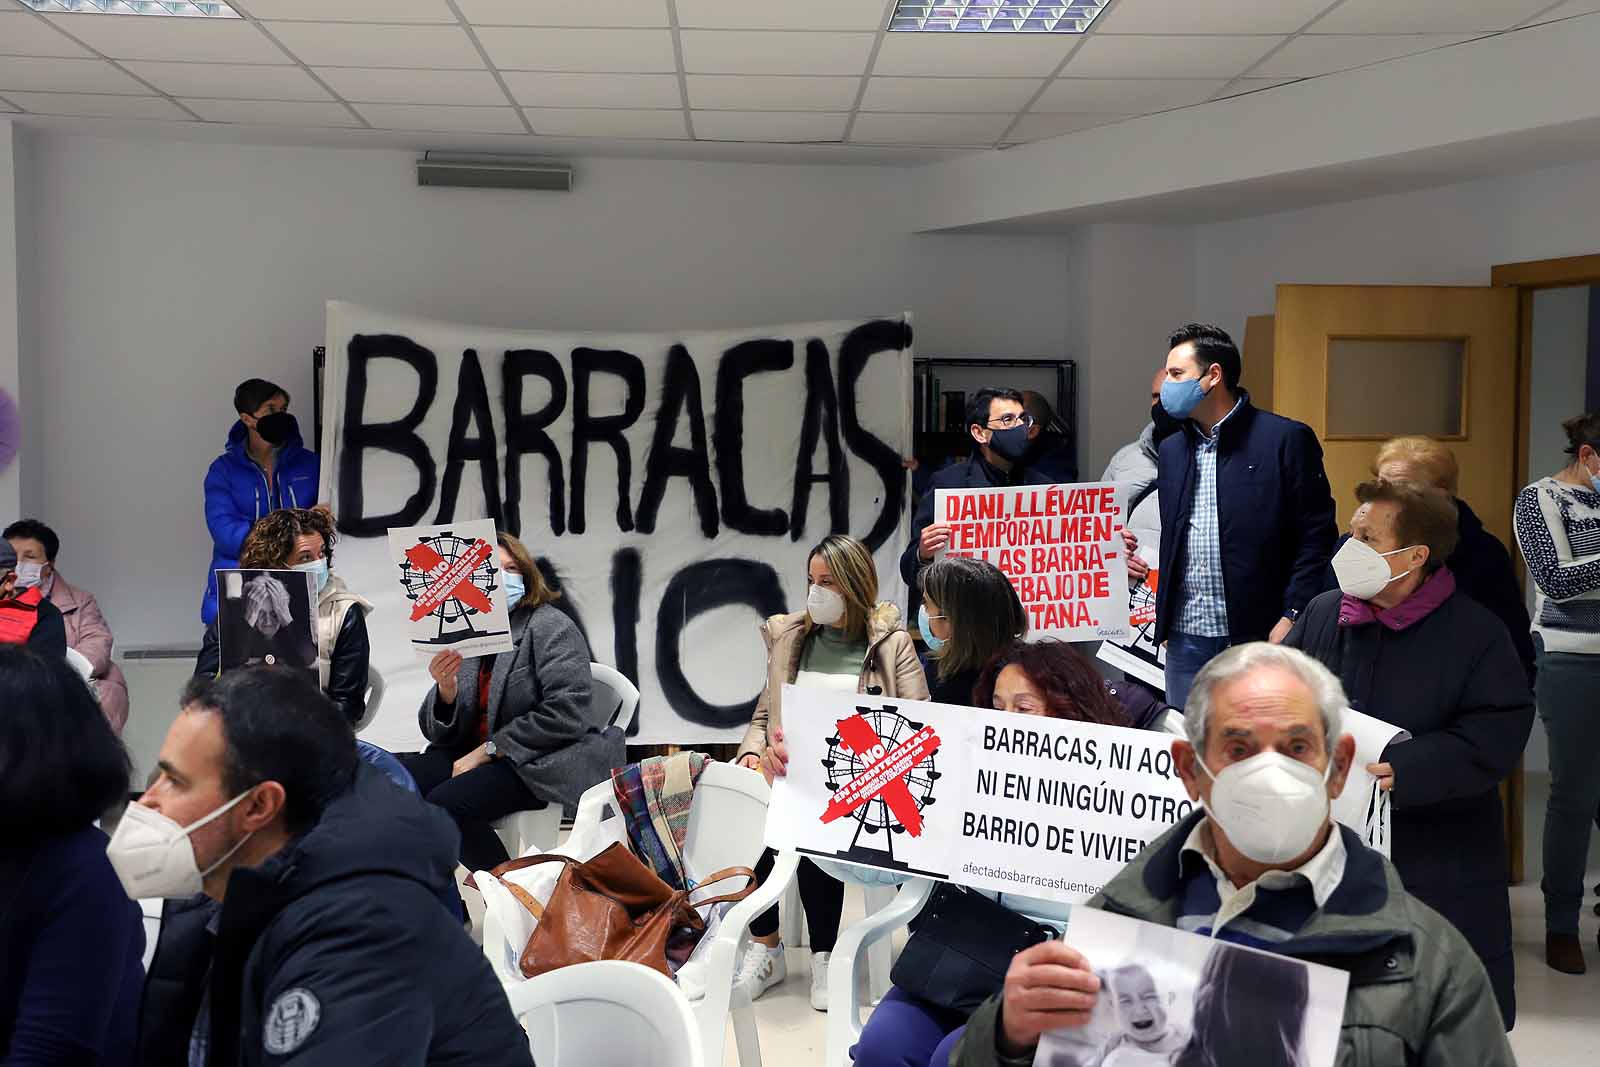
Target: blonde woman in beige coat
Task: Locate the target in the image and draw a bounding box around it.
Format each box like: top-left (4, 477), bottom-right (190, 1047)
top-left (733, 534), bottom-right (928, 1010)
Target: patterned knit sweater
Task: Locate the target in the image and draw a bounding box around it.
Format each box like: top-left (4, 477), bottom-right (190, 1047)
top-left (1514, 476), bottom-right (1600, 654)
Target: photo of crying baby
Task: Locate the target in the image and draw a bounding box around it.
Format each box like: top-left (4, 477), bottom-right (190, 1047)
top-left (1035, 909), bottom-right (1349, 1067)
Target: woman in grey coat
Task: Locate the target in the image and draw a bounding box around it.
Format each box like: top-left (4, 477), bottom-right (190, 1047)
top-left (399, 533), bottom-right (601, 873)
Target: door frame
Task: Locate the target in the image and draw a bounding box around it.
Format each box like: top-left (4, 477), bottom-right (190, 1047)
top-left (1489, 254), bottom-right (1600, 884)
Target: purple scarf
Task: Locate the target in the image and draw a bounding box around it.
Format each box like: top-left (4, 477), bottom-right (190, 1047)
top-left (1339, 567), bottom-right (1456, 631)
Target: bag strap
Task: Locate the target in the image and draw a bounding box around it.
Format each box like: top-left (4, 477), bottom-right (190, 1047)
top-left (499, 877), bottom-right (547, 923)
top-left (463, 852), bottom-right (573, 891)
top-left (686, 865), bottom-right (759, 909)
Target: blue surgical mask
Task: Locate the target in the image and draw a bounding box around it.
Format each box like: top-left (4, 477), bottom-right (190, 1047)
top-left (918, 605), bottom-right (947, 653)
top-left (504, 574), bottom-right (526, 607)
top-left (293, 558), bottom-right (330, 594)
top-left (1160, 376), bottom-right (1209, 419)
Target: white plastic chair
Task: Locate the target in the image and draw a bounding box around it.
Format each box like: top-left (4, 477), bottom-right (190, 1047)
top-left (826, 878), bottom-right (938, 1067)
top-left (65, 647), bottom-right (94, 683)
top-left (780, 879), bottom-right (896, 1002)
top-left (504, 959), bottom-right (706, 1067)
top-left (356, 665), bottom-right (385, 732)
top-left (492, 662), bottom-right (638, 859)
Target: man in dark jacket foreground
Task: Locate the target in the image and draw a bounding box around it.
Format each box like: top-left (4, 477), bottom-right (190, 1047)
top-left (954, 643), bottom-right (1513, 1067)
top-left (130, 668), bottom-right (530, 1066)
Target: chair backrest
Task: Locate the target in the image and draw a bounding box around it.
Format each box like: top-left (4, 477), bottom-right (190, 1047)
top-left (505, 959), bottom-right (705, 1067)
top-left (357, 665), bottom-right (385, 731)
top-left (681, 761), bottom-right (770, 888)
top-left (65, 647), bottom-right (94, 682)
top-left (587, 663), bottom-right (640, 731)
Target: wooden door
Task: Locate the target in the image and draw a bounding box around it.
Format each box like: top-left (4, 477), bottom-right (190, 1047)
top-left (1272, 284), bottom-right (1524, 882)
top-left (1273, 285), bottom-right (1520, 541)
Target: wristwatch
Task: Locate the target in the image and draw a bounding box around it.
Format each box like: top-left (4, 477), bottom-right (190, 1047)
top-left (483, 740), bottom-right (498, 758)
top-left (1283, 607), bottom-right (1301, 622)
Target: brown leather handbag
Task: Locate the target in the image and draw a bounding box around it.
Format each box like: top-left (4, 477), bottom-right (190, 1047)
top-left (479, 842), bottom-right (756, 980)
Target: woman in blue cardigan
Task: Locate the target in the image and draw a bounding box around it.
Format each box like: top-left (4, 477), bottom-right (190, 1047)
top-left (0, 645), bottom-right (145, 1065)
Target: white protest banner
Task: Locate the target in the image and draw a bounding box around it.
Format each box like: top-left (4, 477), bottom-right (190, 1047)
top-left (766, 686), bottom-right (1197, 905)
top-left (320, 303), bottom-right (911, 750)
top-left (386, 518), bottom-right (515, 659)
top-left (934, 482), bottom-right (1130, 642)
top-left (1036, 909), bottom-right (1348, 1067)
top-left (1096, 543), bottom-right (1165, 692)
top-left (1334, 707), bottom-right (1411, 859)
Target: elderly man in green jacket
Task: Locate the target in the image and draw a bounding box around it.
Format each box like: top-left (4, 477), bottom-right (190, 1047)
top-left (955, 642), bottom-right (1514, 1067)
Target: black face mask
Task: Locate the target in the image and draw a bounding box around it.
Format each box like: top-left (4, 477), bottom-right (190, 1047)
top-left (1150, 401), bottom-right (1184, 444)
top-left (987, 425), bottom-right (1032, 462)
top-left (253, 412), bottom-right (295, 447)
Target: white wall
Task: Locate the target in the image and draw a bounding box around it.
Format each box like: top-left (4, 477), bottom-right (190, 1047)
top-left (19, 131), bottom-right (1071, 650)
top-left (0, 122), bottom-right (18, 520)
top-left (1195, 156), bottom-right (1600, 342)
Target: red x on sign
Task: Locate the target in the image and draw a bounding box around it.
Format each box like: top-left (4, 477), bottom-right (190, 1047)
top-left (821, 712), bottom-right (941, 838)
top-left (404, 538), bottom-right (496, 622)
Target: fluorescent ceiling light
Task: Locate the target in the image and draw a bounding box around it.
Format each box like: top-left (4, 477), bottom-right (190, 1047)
top-left (889, 2), bottom-right (1109, 33)
top-left (17, 1), bottom-right (240, 16)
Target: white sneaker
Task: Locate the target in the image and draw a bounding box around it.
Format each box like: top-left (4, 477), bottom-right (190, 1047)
top-left (810, 951), bottom-right (830, 1011)
top-left (735, 942), bottom-right (787, 1002)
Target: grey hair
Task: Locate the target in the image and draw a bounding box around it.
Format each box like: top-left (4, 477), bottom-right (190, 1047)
top-left (1184, 642), bottom-right (1347, 750)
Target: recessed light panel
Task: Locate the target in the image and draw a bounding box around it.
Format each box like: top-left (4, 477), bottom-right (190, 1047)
top-left (888, 2), bottom-right (1110, 33)
top-left (18, 1), bottom-right (240, 16)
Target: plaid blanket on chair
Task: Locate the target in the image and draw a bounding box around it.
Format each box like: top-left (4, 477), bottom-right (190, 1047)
top-left (611, 752), bottom-right (708, 891)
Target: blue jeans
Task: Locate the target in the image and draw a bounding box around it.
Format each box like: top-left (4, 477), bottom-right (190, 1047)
top-left (852, 986), bottom-right (967, 1067)
top-left (1163, 632), bottom-right (1234, 710)
top-left (1535, 637), bottom-right (1600, 935)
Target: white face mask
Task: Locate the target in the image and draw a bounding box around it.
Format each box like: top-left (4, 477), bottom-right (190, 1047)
top-left (13, 561), bottom-right (45, 590)
top-left (106, 791), bottom-right (256, 900)
top-left (1330, 538), bottom-right (1419, 601)
top-left (1196, 751), bottom-right (1332, 865)
top-left (805, 584), bottom-right (846, 627)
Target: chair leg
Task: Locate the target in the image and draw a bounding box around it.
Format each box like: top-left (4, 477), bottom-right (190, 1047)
top-left (780, 878), bottom-right (807, 948)
top-left (862, 886), bottom-right (895, 1003)
top-left (732, 1001), bottom-right (763, 1067)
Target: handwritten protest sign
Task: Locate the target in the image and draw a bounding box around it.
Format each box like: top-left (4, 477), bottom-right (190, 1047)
top-left (386, 518), bottom-right (515, 659)
top-left (935, 482), bottom-right (1130, 641)
top-left (1037, 909), bottom-right (1348, 1067)
top-left (767, 686), bottom-right (1197, 904)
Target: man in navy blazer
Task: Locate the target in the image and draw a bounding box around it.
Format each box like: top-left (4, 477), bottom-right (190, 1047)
top-left (1145, 324), bottom-right (1337, 707)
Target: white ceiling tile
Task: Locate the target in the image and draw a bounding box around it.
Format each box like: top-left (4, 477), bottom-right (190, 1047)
top-left (478, 27), bottom-right (677, 72)
top-left (860, 77), bottom-right (1042, 113)
top-left (354, 103), bottom-right (526, 133)
top-left (43, 13), bottom-right (286, 64)
top-left (121, 61), bottom-right (331, 101)
top-left (1035, 78), bottom-right (1229, 112)
top-left (264, 22), bottom-right (484, 69)
top-left (239, 0), bottom-right (455, 20)
top-left (675, 0), bottom-right (887, 31)
top-left (523, 107), bottom-right (687, 138)
top-left (1062, 34), bottom-right (1285, 78)
top-left (1255, 34), bottom-right (1477, 78)
top-left (1313, 0), bottom-right (1556, 34)
top-left (872, 33), bottom-right (1077, 77)
top-left (456, 0), bottom-right (669, 26)
top-left (184, 98), bottom-right (362, 126)
top-left (0, 12), bottom-right (94, 58)
top-left (1097, 0), bottom-right (1335, 34)
top-left (1215, 76), bottom-right (1302, 98)
top-left (502, 71), bottom-right (680, 107)
top-left (692, 110), bottom-right (847, 142)
top-left (0, 56), bottom-right (147, 94)
top-left (0, 99), bottom-right (15, 113)
top-left (1005, 112), bottom-right (1129, 142)
top-left (1527, 1), bottom-right (1600, 23)
top-left (681, 30), bottom-right (875, 76)
top-left (850, 112), bottom-right (1011, 146)
top-left (3, 91), bottom-right (188, 119)
top-left (686, 74), bottom-right (859, 110)
top-left (316, 67), bottom-right (506, 105)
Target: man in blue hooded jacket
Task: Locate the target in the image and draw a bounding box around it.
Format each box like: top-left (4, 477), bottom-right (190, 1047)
top-left (202, 379), bottom-right (319, 624)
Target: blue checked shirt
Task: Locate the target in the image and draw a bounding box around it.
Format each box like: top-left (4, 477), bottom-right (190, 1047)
top-left (1175, 396), bottom-right (1244, 637)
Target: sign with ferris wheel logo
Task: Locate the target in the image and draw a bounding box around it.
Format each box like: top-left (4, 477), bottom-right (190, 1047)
top-left (387, 518), bottom-right (515, 659)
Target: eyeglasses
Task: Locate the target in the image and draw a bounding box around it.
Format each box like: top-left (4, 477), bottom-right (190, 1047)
top-left (986, 413), bottom-right (1036, 430)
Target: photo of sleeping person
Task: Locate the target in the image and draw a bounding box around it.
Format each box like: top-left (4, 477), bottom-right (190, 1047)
top-left (1035, 909), bottom-right (1345, 1067)
top-left (213, 568), bottom-right (317, 679)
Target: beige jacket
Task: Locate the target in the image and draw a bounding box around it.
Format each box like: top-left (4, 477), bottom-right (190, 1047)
top-left (737, 602), bottom-right (929, 760)
top-left (315, 575), bottom-right (371, 691)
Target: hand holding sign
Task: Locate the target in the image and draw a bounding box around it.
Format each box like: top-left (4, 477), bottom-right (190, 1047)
top-left (999, 942), bottom-right (1103, 1056)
